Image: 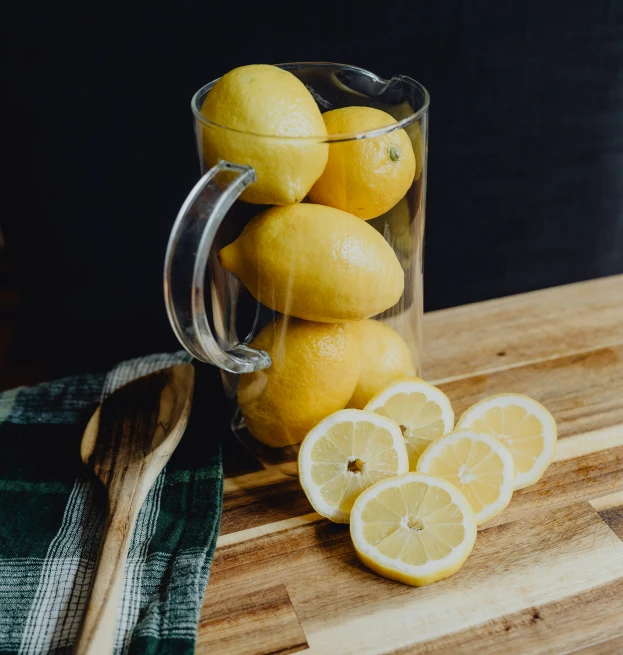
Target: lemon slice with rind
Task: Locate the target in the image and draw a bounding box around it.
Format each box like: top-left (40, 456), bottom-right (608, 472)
top-left (298, 409), bottom-right (409, 523)
top-left (417, 430), bottom-right (515, 524)
top-left (365, 378), bottom-right (454, 470)
top-left (350, 473), bottom-right (477, 586)
top-left (456, 393), bottom-right (557, 490)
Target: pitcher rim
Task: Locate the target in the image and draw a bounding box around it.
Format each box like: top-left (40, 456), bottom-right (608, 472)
top-left (191, 61), bottom-right (429, 142)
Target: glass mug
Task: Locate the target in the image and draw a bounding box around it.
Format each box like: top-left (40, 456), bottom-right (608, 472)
top-left (165, 62), bottom-right (429, 475)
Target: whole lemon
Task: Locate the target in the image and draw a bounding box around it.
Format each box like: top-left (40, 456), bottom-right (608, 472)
top-left (199, 65), bottom-right (328, 205)
top-left (347, 320), bottom-right (415, 409)
top-left (369, 196), bottom-right (412, 252)
top-left (218, 203), bottom-right (404, 322)
top-left (308, 106), bottom-right (416, 219)
top-left (238, 318), bottom-right (361, 447)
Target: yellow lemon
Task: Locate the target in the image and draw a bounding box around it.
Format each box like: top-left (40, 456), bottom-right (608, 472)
top-left (365, 378), bottom-right (455, 470)
top-left (347, 320), bottom-right (415, 409)
top-left (380, 102), bottom-right (424, 182)
top-left (369, 196), bottom-right (413, 256)
top-left (411, 121), bottom-right (424, 182)
top-left (350, 473), bottom-right (477, 586)
top-left (298, 409), bottom-right (409, 523)
top-left (200, 64), bottom-right (328, 205)
top-left (238, 317), bottom-right (360, 448)
top-left (218, 203), bottom-right (404, 322)
top-left (456, 393), bottom-right (557, 490)
top-left (416, 430), bottom-right (515, 525)
top-left (308, 106), bottom-right (416, 219)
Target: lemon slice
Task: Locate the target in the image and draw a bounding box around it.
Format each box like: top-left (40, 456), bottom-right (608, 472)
top-left (298, 409), bottom-right (409, 523)
top-left (350, 473), bottom-right (477, 586)
top-left (416, 430), bottom-right (515, 524)
top-left (365, 378), bottom-right (454, 470)
top-left (456, 393), bottom-right (557, 490)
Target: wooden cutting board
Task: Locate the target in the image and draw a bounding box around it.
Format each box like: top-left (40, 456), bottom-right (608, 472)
top-left (197, 275), bottom-right (623, 655)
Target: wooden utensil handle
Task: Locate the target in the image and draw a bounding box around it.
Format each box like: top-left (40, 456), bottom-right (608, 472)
top-left (73, 502), bottom-right (138, 655)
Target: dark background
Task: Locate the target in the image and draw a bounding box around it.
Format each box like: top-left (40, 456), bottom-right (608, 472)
top-left (3, 0), bottom-right (623, 380)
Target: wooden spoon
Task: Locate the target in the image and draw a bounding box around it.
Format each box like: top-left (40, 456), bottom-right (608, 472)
top-left (74, 363), bottom-right (195, 655)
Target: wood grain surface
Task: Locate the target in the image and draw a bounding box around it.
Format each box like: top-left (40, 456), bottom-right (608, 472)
top-left (198, 275), bottom-right (623, 655)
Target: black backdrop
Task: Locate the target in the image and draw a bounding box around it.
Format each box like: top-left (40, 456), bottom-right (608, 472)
top-left (3, 0), bottom-right (623, 377)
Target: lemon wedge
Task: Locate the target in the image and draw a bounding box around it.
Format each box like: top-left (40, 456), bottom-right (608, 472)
top-left (417, 430), bottom-right (515, 524)
top-left (456, 393), bottom-right (557, 490)
top-left (350, 473), bottom-right (477, 586)
top-left (365, 378), bottom-right (454, 470)
top-left (298, 409), bottom-right (409, 523)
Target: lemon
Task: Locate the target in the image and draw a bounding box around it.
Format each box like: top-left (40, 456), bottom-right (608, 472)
top-left (369, 196), bottom-right (413, 256)
top-left (417, 430), bottom-right (515, 525)
top-left (308, 106), bottom-right (416, 219)
top-left (200, 64), bottom-right (328, 205)
top-left (298, 409), bottom-right (409, 523)
top-left (365, 378), bottom-right (454, 470)
top-left (350, 473), bottom-right (477, 586)
top-left (237, 317), bottom-right (360, 448)
top-left (408, 120), bottom-right (424, 182)
top-left (219, 203), bottom-right (404, 323)
top-left (381, 102), bottom-right (424, 182)
top-left (347, 320), bottom-right (415, 409)
top-left (456, 393), bottom-right (557, 490)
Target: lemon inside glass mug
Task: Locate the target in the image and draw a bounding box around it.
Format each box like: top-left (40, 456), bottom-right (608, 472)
top-left (199, 64), bottom-right (328, 205)
top-left (218, 203), bottom-right (405, 323)
top-left (308, 106), bottom-right (416, 219)
top-left (237, 317), bottom-right (361, 448)
top-left (347, 320), bottom-right (415, 409)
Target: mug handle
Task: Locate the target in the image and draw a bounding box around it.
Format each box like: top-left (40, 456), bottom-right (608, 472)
top-left (164, 160), bottom-right (272, 374)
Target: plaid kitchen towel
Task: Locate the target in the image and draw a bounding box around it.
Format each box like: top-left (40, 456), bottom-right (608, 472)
top-left (0, 352), bottom-right (224, 655)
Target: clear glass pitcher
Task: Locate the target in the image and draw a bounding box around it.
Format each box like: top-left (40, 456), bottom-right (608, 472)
top-left (164, 62), bottom-right (429, 475)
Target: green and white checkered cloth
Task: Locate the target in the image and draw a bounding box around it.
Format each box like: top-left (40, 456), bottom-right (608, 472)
top-left (0, 352), bottom-right (223, 655)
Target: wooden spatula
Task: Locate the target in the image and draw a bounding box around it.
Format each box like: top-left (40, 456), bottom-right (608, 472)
top-left (73, 363), bottom-right (195, 655)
